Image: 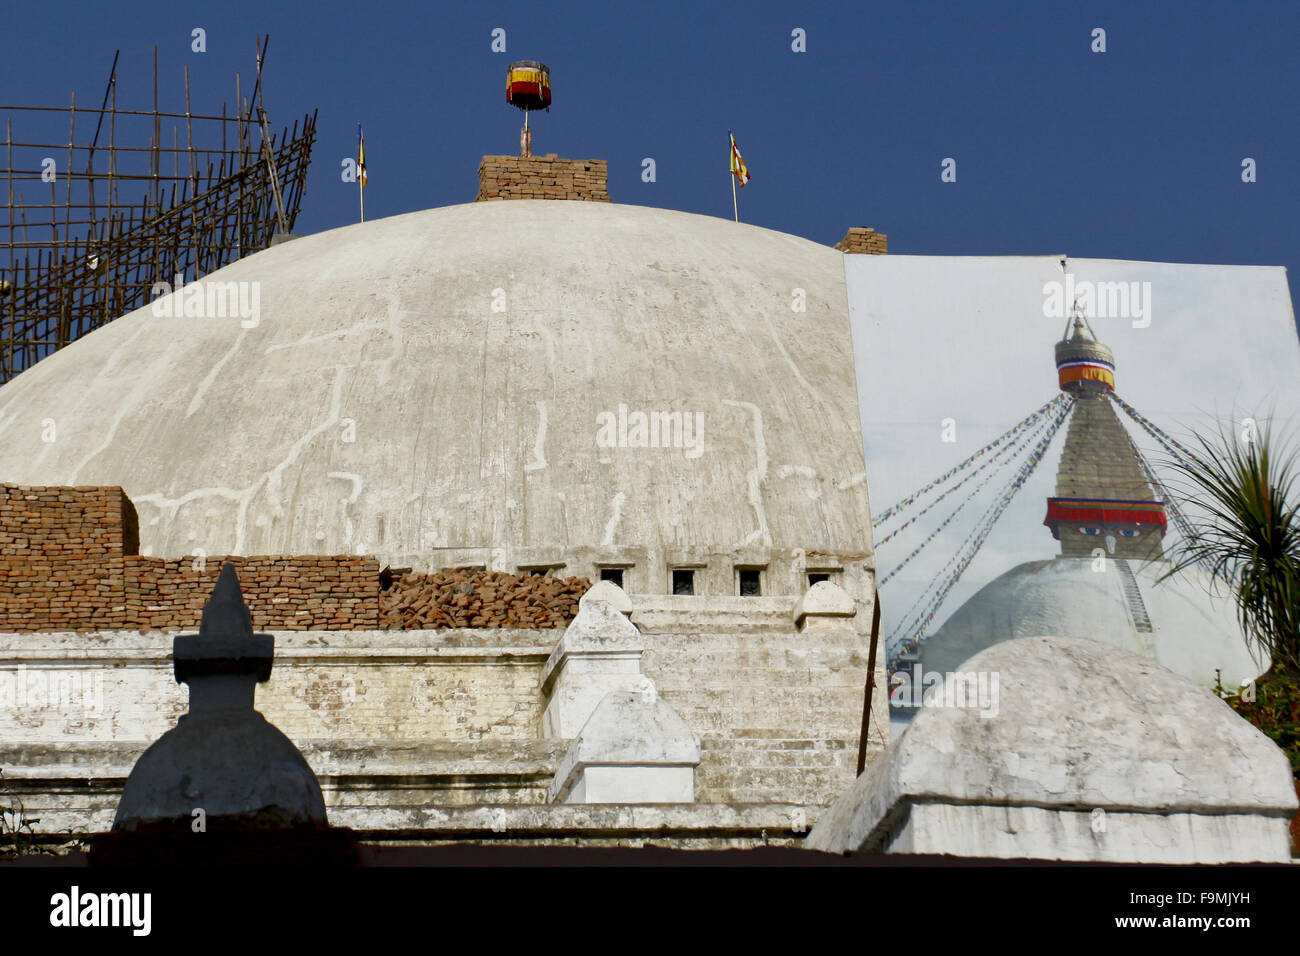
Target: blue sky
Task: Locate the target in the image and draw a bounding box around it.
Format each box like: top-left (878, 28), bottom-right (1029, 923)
top-left (4, 0), bottom-right (1297, 319)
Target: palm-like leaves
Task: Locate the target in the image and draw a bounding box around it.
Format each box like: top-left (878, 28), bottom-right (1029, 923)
top-left (1162, 419), bottom-right (1300, 677)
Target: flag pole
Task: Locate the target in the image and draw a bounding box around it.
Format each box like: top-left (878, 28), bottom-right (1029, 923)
top-left (731, 167), bottom-right (739, 223)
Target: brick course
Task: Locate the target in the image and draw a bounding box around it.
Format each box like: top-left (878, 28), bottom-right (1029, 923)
top-left (476, 154), bottom-right (611, 202)
top-left (835, 227), bottom-right (888, 255)
top-left (0, 485), bottom-right (131, 632)
top-left (122, 555), bottom-right (379, 631)
top-left (0, 484), bottom-right (592, 632)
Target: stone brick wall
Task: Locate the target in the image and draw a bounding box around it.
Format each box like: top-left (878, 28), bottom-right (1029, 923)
top-left (122, 556), bottom-right (379, 630)
top-left (835, 227), bottom-right (888, 254)
top-left (0, 484), bottom-right (592, 633)
top-left (641, 629), bottom-right (875, 807)
top-left (476, 154), bottom-right (611, 202)
top-left (0, 483), bottom-right (377, 631)
top-left (0, 485), bottom-right (133, 632)
top-left (380, 569), bottom-right (588, 629)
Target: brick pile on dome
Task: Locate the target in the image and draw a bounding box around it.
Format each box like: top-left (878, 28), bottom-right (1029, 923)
top-left (379, 568), bottom-right (590, 629)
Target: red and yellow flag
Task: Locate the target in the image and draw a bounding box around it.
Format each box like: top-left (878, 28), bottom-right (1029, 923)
top-left (729, 131), bottom-right (750, 187)
top-left (357, 124), bottom-right (368, 188)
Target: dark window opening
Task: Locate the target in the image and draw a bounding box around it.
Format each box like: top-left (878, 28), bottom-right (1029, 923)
top-left (600, 567), bottom-right (625, 588)
top-left (671, 569), bottom-right (695, 595)
top-left (807, 572), bottom-right (831, 586)
top-left (739, 568), bottom-right (762, 596)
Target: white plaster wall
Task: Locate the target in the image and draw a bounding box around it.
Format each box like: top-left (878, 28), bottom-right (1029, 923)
top-left (890, 803), bottom-right (1294, 863)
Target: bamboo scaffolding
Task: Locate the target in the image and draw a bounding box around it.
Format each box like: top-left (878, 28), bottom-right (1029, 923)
top-left (0, 46), bottom-right (316, 382)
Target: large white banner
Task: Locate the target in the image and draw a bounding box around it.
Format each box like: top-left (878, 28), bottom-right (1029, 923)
top-left (845, 254), bottom-right (1300, 677)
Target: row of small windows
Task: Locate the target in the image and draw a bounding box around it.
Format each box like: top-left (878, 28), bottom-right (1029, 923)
top-left (374, 564), bottom-right (818, 595)
top-left (505, 564), bottom-right (840, 596)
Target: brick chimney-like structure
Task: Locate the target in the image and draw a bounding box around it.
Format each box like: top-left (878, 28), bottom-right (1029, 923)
top-left (476, 154), bottom-right (610, 202)
top-left (836, 227), bottom-right (888, 254)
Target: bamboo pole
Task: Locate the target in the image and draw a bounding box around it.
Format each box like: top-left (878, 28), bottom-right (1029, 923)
top-left (856, 588), bottom-right (883, 776)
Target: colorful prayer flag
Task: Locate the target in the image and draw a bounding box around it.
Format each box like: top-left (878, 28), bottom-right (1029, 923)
top-left (357, 124), bottom-right (368, 188)
top-left (729, 132), bottom-right (749, 187)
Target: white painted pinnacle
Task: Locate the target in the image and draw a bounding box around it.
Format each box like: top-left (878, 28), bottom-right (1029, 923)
top-left (579, 580), bottom-right (633, 616)
top-left (541, 599), bottom-right (648, 738)
top-left (793, 580), bottom-right (857, 631)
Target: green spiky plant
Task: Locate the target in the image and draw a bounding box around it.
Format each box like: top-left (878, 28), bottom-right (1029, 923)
top-left (1160, 418), bottom-right (1300, 781)
top-left (1162, 418), bottom-right (1300, 674)
top-left (0, 768), bottom-right (40, 857)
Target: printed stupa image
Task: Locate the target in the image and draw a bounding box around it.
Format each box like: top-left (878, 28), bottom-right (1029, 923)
top-left (892, 307), bottom-right (1263, 709)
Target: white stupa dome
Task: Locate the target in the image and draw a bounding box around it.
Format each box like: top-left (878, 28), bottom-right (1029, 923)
top-left (919, 556), bottom-right (1265, 688)
top-left (0, 201), bottom-right (873, 592)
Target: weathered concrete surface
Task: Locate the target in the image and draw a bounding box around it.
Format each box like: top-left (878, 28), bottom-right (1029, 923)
top-left (0, 201), bottom-right (873, 599)
top-left (919, 557), bottom-right (1265, 689)
top-left (3, 738), bottom-right (811, 849)
top-left (0, 628), bottom-right (556, 742)
top-left (884, 804), bottom-right (1293, 860)
top-left (329, 802), bottom-right (812, 849)
top-left (808, 636), bottom-right (1297, 862)
top-left (550, 690), bottom-right (701, 803)
top-left (631, 595), bottom-right (797, 633)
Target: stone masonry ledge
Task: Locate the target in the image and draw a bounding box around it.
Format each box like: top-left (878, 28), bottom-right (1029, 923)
top-left (304, 739), bottom-right (568, 778)
top-left (11, 802), bottom-right (819, 843)
top-left (1, 739), bottom-right (818, 843)
top-left (0, 629), bottom-right (561, 664)
top-left (0, 738), bottom-right (568, 781)
top-left (0, 624), bottom-right (853, 664)
top-left (0, 740), bottom-right (146, 777)
top-left (2, 739), bottom-right (573, 833)
top-left (328, 802), bottom-right (817, 837)
top-left (629, 596), bottom-right (801, 634)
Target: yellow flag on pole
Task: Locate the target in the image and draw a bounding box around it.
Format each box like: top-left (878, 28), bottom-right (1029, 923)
top-left (729, 131), bottom-right (750, 187)
top-left (357, 124), bottom-right (368, 187)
